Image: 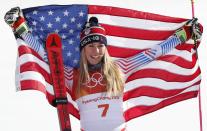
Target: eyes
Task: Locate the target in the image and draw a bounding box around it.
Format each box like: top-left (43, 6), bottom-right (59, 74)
top-left (88, 43), bottom-right (105, 48)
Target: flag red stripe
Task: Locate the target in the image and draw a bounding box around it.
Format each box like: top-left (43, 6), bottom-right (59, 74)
top-left (158, 54), bottom-right (197, 69)
top-left (21, 80), bottom-right (56, 105)
top-left (64, 74), bottom-right (73, 81)
top-left (67, 103), bottom-right (80, 120)
top-left (89, 5), bottom-right (187, 23)
top-left (108, 44), bottom-right (196, 58)
top-left (176, 43), bottom-right (199, 52)
top-left (20, 62), bottom-right (52, 84)
top-left (20, 80), bottom-right (46, 94)
top-left (124, 91), bottom-right (198, 121)
top-left (18, 45), bottom-right (44, 61)
top-left (102, 24), bottom-right (173, 40)
top-left (108, 46), bottom-right (144, 57)
top-left (126, 68), bottom-right (200, 84)
top-left (118, 54), bottom-right (197, 72)
top-left (46, 91), bottom-right (56, 106)
top-left (124, 81), bottom-right (200, 101)
top-left (66, 88), bottom-right (76, 101)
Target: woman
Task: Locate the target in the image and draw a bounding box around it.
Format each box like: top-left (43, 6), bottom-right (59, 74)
top-left (72, 17), bottom-right (200, 131)
top-left (5, 7), bottom-right (201, 131)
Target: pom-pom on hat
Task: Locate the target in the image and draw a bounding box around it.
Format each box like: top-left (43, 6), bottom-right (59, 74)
top-left (80, 17), bottom-right (107, 51)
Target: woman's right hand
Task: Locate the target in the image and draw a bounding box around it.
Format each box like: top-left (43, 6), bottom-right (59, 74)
top-left (4, 7), bottom-right (29, 36)
top-left (4, 7), bottom-right (21, 27)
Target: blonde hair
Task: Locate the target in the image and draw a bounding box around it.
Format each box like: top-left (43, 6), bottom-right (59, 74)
top-left (77, 49), bottom-right (124, 96)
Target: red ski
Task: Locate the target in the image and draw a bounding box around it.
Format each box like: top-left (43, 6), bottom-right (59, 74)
top-left (46, 33), bottom-right (71, 131)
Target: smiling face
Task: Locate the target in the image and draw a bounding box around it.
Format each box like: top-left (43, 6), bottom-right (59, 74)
top-left (84, 42), bottom-right (106, 65)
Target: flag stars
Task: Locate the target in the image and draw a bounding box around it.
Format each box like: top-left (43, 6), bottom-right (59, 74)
top-left (73, 59), bottom-right (78, 64)
top-left (54, 29), bottom-right (59, 33)
top-left (40, 16), bottom-right (45, 21)
top-left (77, 23), bottom-right (82, 28)
top-left (75, 47), bottom-right (79, 51)
top-left (61, 34), bottom-right (67, 39)
top-left (40, 35), bottom-right (44, 39)
top-left (62, 23), bottom-right (68, 29)
top-left (55, 16), bottom-right (61, 22)
top-left (23, 8), bottom-right (89, 68)
top-left (25, 15), bottom-right (30, 18)
top-left (68, 39), bottom-right (74, 44)
top-left (32, 21), bottom-right (37, 26)
top-left (79, 11), bottom-right (84, 17)
top-left (33, 10), bottom-right (38, 15)
top-left (70, 17), bottom-right (76, 23)
top-left (47, 22), bottom-right (53, 28)
top-left (76, 35), bottom-right (80, 39)
top-left (40, 27), bottom-right (44, 31)
top-left (63, 10), bottom-right (69, 16)
top-left (69, 29), bottom-right (74, 34)
top-left (67, 51), bottom-right (72, 57)
top-left (48, 10), bottom-right (54, 15)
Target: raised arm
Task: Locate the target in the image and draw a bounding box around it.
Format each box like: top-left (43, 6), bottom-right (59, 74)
top-left (115, 18), bottom-right (202, 79)
top-left (4, 7), bottom-right (48, 61)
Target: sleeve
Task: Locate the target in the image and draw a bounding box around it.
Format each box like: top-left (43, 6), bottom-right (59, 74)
top-left (21, 32), bottom-right (48, 62)
top-left (115, 34), bottom-right (182, 79)
top-left (21, 30), bottom-right (75, 91)
top-left (64, 66), bottom-right (74, 92)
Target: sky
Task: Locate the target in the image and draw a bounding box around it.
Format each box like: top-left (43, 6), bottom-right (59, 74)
top-left (0, 0), bottom-right (207, 131)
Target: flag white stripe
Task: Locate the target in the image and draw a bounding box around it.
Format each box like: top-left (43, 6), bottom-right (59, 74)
top-left (119, 57), bottom-right (152, 74)
top-left (64, 66), bottom-right (73, 77)
top-left (123, 85), bottom-right (199, 111)
top-left (67, 92), bottom-right (79, 110)
top-left (64, 66), bottom-right (73, 72)
top-left (125, 74), bottom-right (200, 92)
top-left (139, 60), bottom-right (198, 75)
top-left (166, 48), bottom-right (193, 62)
top-left (107, 35), bottom-right (162, 49)
top-left (89, 14), bottom-right (186, 31)
top-left (113, 48), bottom-right (193, 62)
top-left (65, 76), bottom-right (73, 80)
top-left (107, 35), bottom-right (194, 49)
top-left (64, 69), bottom-right (73, 76)
top-left (15, 57), bottom-right (21, 91)
top-left (19, 54), bottom-right (50, 73)
top-left (118, 60), bottom-right (199, 80)
top-left (20, 71), bottom-right (54, 95)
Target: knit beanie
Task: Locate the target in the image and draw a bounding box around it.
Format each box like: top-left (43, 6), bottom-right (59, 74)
top-left (80, 17), bottom-right (107, 51)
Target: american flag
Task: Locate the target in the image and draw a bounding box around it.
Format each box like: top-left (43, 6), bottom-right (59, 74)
top-left (14, 5), bottom-right (202, 122)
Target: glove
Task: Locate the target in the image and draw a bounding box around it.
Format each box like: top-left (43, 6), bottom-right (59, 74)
top-left (4, 7), bottom-right (29, 36)
top-left (174, 27), bottom-right (187, 43)
top-left (174, 18), bottom-right (202, 43)
top-left (185, 18), bottom-right (202, 40)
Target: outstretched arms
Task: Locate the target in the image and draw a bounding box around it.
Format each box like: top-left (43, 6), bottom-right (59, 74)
top-left (5, 7), bottom-right (48, 62)
top-left (174, 18), bottom-right (202, 42)
top-left (115, 18), bottom-right (202, 79)
top-left (4, 7), bottom-right (29, 37)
